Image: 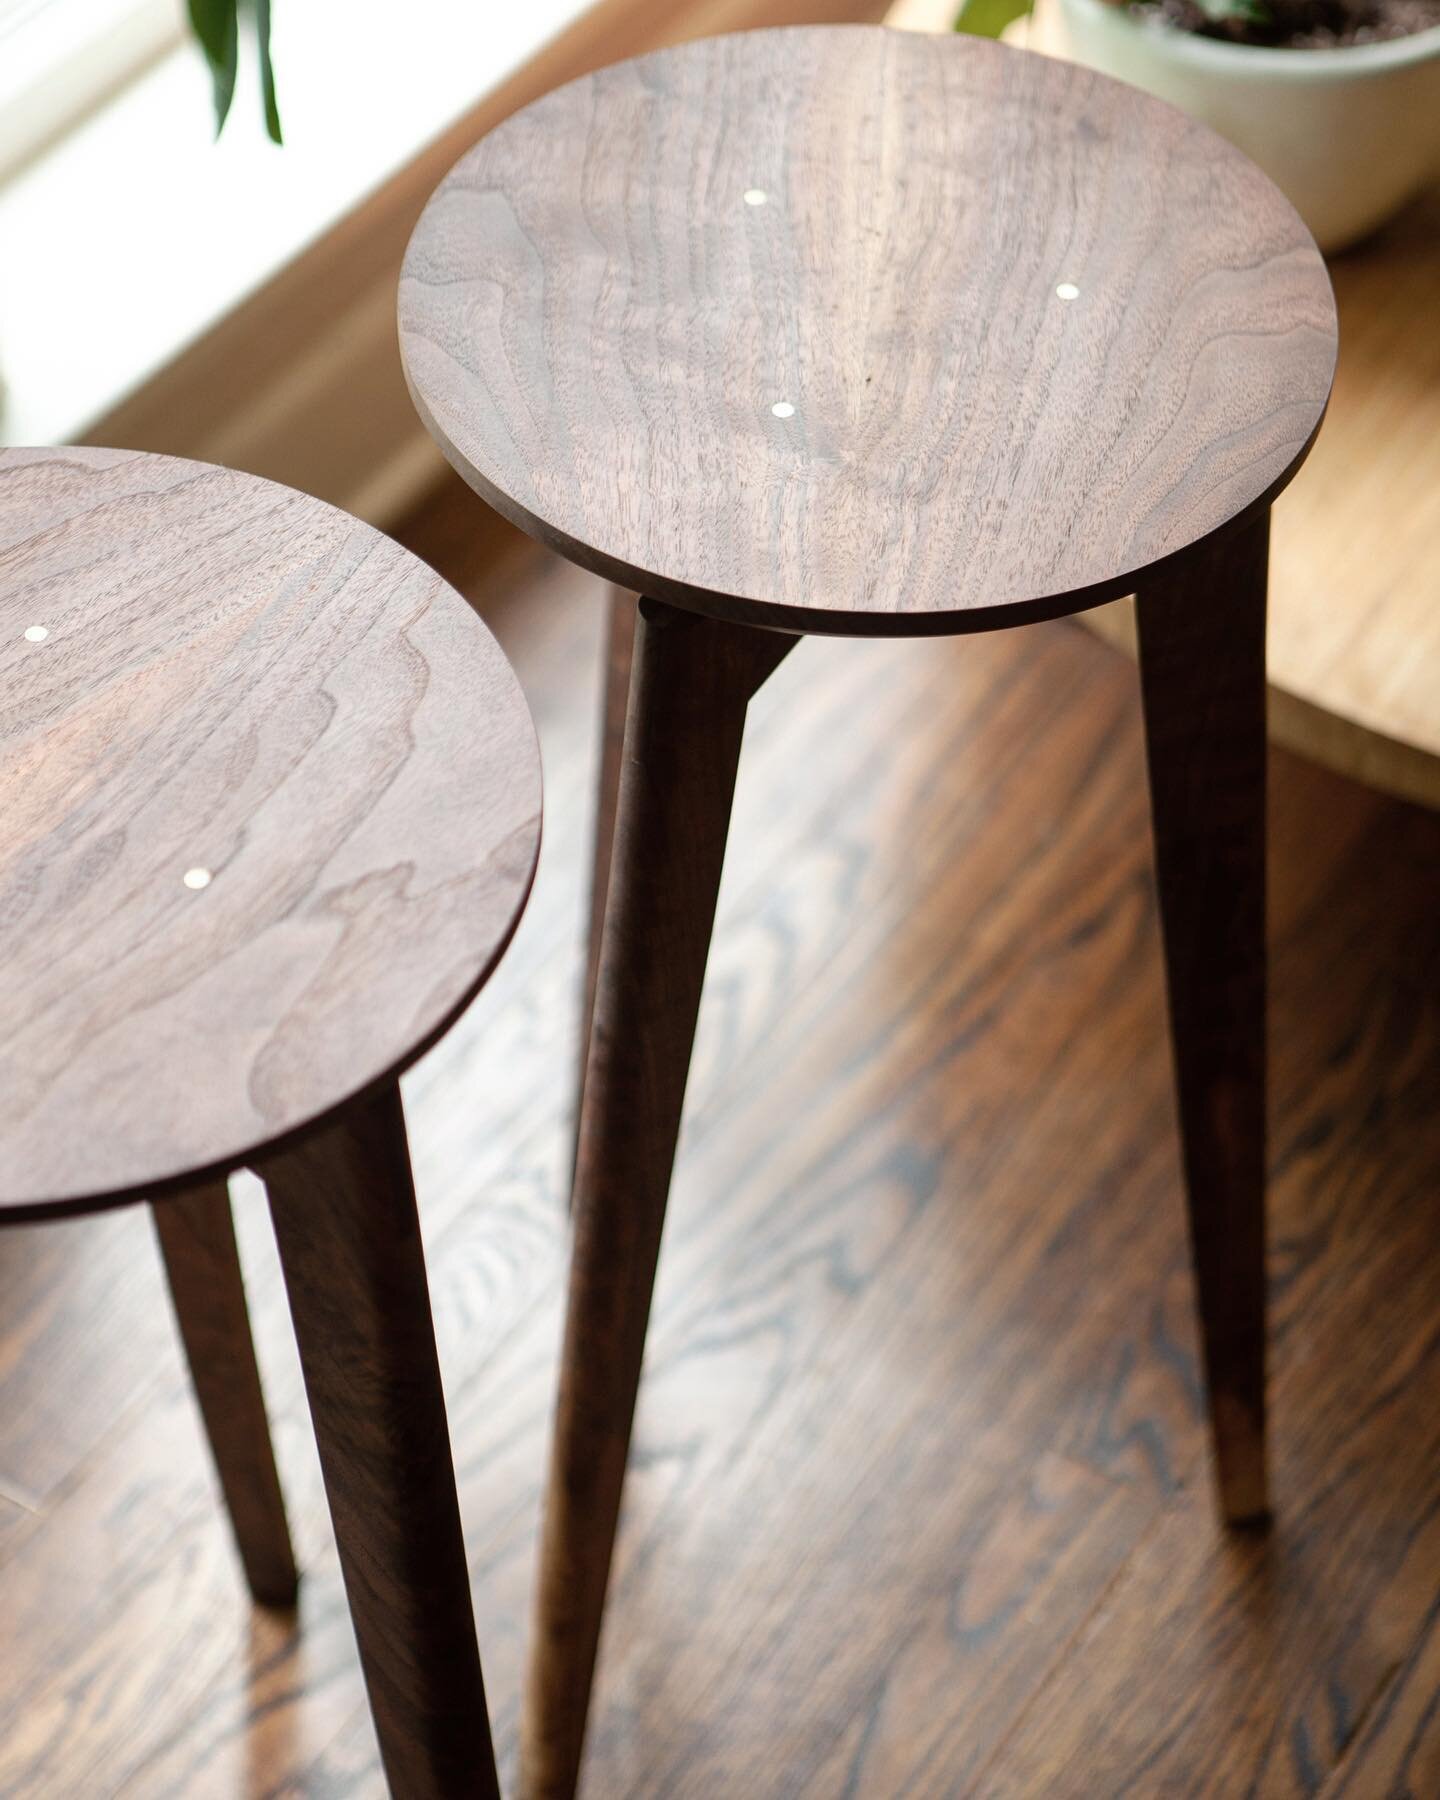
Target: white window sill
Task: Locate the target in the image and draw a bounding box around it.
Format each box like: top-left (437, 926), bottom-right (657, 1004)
top-left (0, 0), bottom-right (589, 447)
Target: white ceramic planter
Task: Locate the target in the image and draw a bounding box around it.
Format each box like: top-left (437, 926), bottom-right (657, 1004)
top-left (1056, 0), bottom-right (1440, 249)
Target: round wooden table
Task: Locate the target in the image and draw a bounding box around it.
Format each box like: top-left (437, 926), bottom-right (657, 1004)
top-left (1, 446), bottom-right (542, 1798)
top-left (890, 0), bottom-right (1440, 811)
top-left (402, 25), bottom-right (1336, 1797)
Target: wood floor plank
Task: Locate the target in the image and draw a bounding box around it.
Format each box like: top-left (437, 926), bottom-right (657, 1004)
top-left (0, 1211), bottom-right (179, 1523)
top-left (0, 478), bottom-right (1435, 1795)
top-left (969, 783), bottom-right (1440, 1798)
top-left (1320, 1587), bottom-right (1440, 1797)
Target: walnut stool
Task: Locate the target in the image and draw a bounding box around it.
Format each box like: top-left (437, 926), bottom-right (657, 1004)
top-left (400, 27), bottom-right (1338, 1795)
top-left (0, 448), bottom-right (543, 1799)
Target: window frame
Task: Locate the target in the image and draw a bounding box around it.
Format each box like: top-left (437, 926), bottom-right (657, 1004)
top-left (0, 0), bottom-right (185, 185)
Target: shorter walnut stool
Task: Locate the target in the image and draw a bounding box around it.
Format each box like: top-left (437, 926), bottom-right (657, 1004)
top-left (0, 448), bottom-right (543, 1799)
top-left (401, 24), bottom-right (1340, 1797)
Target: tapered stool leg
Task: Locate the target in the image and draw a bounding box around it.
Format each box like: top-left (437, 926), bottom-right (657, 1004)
top-left (572, 584), bottom-right (637, 1186)
top-left (260, 1083), bottom-right (498, 1800)
top-left (153, 1181), bottom-right (299, 1607)
top-left (522, 598), bottom-right (794, 1799)
top-left (1135, 511), bottom-right (1270, 1527)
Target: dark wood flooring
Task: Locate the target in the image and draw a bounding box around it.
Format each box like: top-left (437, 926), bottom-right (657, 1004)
top-left (1, 476), bottom-right (1437, 1796)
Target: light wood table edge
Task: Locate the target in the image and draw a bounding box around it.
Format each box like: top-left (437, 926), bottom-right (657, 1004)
top-left (886, 0), bottom-right (1440, 813)
top-left (1085, 597), bottom-right (1440, 812)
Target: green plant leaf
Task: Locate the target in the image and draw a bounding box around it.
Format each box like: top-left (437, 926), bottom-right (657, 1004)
top-left (187, 0), bottom-right (238, 136)
top-left (254, 0), bottom-right (282, 143)
top-left (954, 0), bottom-right (1035, 37)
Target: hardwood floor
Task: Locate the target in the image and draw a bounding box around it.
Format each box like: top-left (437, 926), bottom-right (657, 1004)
top-left (1, 475), bottom-right (1437, 1796)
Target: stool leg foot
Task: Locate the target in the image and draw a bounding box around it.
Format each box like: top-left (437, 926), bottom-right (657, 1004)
top-left (259, 1083), bottom-right (498, 1800)
top-left (522, 598), bottom-right (794, 1799)
top-left (1135, 512), bottom-right (1270, 1528)
top-left (153, 1181), bottom-right (299, 1608)
top-left (572, 583), bottom-right (637, 1193)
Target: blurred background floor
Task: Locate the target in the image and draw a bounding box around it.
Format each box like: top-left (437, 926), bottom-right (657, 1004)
top-left (0, 473), bottom-right (1437, 1796)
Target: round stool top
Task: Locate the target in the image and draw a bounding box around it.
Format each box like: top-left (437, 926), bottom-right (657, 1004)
top-left (400, 26), bottom-right (1337, 636)
top-left (0, 448), bottom-right (542, 1217)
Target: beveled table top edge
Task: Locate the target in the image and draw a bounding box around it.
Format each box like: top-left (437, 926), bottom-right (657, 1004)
top-left (0, 834), bottom-right (543, 1225)
top-left (398, 26), bottom-right (1338, 635)
top-left (403, 363), bottom-right (1331, 640)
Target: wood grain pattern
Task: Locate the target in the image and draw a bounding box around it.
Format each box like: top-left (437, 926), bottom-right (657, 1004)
top-left (0, 447), bottom-right (541, 1216)
top-left (0, 453), bottom-right (536, 1795)
top-left (261, 1084), bottom-right (500, 1800)
top-left (2, 490), bottom-right (1436, 1795)
top-left (400, 25), bottom-right (1336, 636)
top-left (152, 1181), bottom-right (299, 1607)
top-left (891, 0), bottom-right (1440, 811)
top-left (1137, 514), bottom-right (1270, 1524)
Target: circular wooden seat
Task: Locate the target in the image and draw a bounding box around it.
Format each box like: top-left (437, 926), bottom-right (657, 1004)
top-left (400, 25), bottom-right (1336, 637)
top-left (400, 30), bottom-right (1337, 1794)
top-left (2, 446), bottom-right (535, 1797)
top-left (0, 446), bottom-right (541, 1217)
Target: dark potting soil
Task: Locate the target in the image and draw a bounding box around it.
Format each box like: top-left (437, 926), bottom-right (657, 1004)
top-left (1131, 0), bottom-right (1440, 46)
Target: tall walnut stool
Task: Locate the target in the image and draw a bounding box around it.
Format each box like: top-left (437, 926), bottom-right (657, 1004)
top-left (400, 26), bottom-right (1337, 1795)
top-left (0, 448), bottom-right (542, 1800)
